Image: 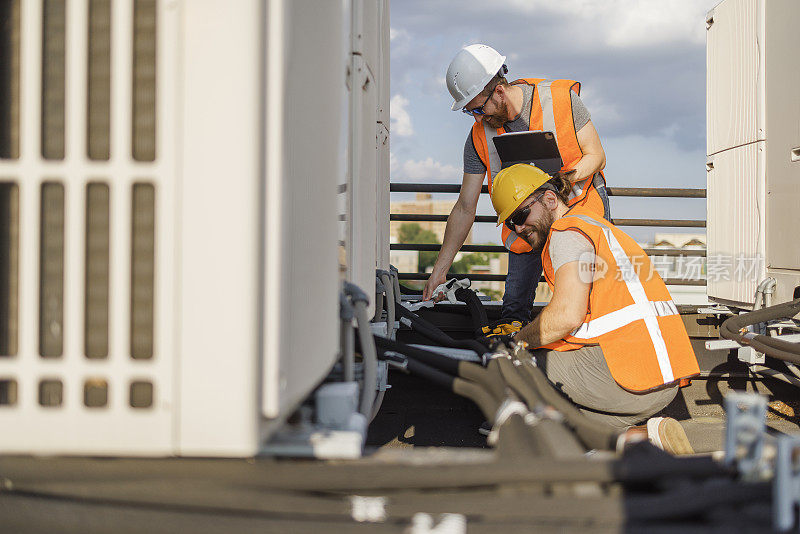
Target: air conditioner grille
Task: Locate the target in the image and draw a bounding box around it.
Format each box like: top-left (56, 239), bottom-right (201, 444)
top-left (0, 0), bottom-right (20, 160)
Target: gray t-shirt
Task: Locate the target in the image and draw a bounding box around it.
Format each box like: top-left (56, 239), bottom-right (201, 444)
top-left (548, 229), bottom-right (594, 274)
top-left (463, 84), bottom-right (591, 175)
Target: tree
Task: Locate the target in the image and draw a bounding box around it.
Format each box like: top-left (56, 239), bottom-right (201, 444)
top-left (449, 251), bottom-right (501, 275)
top-left (397, 223), bottom-right (439, 272)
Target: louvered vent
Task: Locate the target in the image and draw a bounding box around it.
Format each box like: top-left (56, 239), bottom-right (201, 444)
top-left (41, 0), bottom-right (66, 160)
top-left (0, 0), bottom-right (20, 160)
top-left (87, 0), bottom-right (111, 160)
top-left (0, 182), bottom-right (18, 356)
top-left (0, 0), bottom-right (170, 455)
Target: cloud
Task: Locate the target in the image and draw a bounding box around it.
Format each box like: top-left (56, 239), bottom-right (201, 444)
top-left (393, 157), bottom-right (460, 182)
top-left (390, 1), bottom-right (720, 183)
top-left (578, 91), bottom-right (622, 127)
top-left (390, 94), bottom-right (414, 137)
top-left (501, 1), bottom-right (711, 48)
top-left (390, 27), bottom-right (408, 42)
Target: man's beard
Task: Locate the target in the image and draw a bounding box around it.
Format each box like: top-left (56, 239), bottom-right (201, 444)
top-left (519, 209), bottom-right (555, 251)
top-left (482, 99), bottom-right (512, 129)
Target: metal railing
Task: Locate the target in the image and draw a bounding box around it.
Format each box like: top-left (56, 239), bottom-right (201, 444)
top-left (390, 184), bottom-right (707, 286)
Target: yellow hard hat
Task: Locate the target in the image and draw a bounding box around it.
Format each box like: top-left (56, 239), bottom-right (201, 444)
top-left (491, 164), bottom-right (552, 226)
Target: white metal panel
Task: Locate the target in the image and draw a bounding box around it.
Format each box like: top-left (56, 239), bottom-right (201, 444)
top-left (262, 0), bottom-right (345, 421)
top-left (706, 0), bottom-right (763, 155)
top-left (178, 0), bottom-right (261, 455)
top-left (706, 142), bottom-right (766, 306)
top-left (0, 0), bottom-right (177, 455)
top-left (353, 0), bottom-right (380, 84)
top-left (768, 270), bottom-right (800, 306)
top-left (375, 0), bottom-right (391, 271)
top-left (764, 0), bottom-right (800, 273)
top-left (347, 52), bottom-right (378, 314)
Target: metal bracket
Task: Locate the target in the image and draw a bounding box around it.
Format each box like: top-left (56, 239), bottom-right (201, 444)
top-left (486, 399), bottom-right (528, 446)
top-left (773, 435), bottom-right (800, 531)
top-left (376, 361), bottom-right (391, 392)
top-left (697, 304), bottom-right (732, 315)
top-left (724, 392), bottom-right (768, 480)
top-left (402, 300), bottom-right (434, 312)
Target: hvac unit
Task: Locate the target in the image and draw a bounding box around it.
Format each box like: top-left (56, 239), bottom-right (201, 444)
top-left (706, 0), bottom-right (800, 308)
top-left (0, 0), bottom-right (388, 457)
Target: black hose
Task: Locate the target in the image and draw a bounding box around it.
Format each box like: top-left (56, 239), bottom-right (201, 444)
top-left (374, 335), bottom-right (460, 376)
top-left (625, 480), bottom-right (770, 521)
top-left (397, 304), bottom-right (487, 355)
top-left (405, 357), bottom-right (455, 390)
top-left (353, 301), bottom-right (378, 417)
top-left (452, 376), bottom-right (501, 423)
top-left (513, 349), bottom-right (620, 450)
top-left (494, 355), bottom-right (545, 408)
top-left (454, 287), bottom-right (488, 331)
top-left (720, 298), bottom-right (800, 363)
top-left (457, 359), bottom-right (506, 402)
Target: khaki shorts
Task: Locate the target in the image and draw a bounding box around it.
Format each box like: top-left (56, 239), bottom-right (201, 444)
top-left (534, 344), bottom-right (678, 430)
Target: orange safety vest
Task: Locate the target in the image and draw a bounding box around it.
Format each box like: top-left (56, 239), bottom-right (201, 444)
top-left (540, 206), bottom-right (700, 392)
top-left (471, 78), bottom-right (606, 253)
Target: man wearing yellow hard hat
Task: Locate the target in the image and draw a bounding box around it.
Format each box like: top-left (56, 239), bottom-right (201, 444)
top-left (491, 163), bottom-right (700, 453)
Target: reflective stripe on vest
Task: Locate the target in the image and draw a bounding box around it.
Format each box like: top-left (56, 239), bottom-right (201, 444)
top-left (570, 300), bottom-right (679, 340)
top-left (568, 213), bottom-right (675, 383)
top-left (541, 208), bottom-right (700, 391)
top-left (537, 80), bottom-right (557, 144)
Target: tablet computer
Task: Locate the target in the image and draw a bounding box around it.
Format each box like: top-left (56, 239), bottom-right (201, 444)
top-left (491, 130), bottom-right (563, 175)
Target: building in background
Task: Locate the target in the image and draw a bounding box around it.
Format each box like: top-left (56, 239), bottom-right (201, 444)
top-left (390, 193), bottom-right (473, 244)
top-left (650, 233), bottom-right (708, 305)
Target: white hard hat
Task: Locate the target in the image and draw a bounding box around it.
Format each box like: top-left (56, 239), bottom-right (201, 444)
top-left (446, 44), bottom-right (507, 111)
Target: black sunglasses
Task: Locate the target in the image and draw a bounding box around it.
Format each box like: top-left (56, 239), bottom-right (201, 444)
top-left (505, 193), bottom-right (545, 231)
top-left (461, 90), bottom-right (493, 116)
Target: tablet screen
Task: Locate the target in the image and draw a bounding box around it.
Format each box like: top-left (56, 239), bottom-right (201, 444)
top-left (492, 131), bottom-right (563, 174)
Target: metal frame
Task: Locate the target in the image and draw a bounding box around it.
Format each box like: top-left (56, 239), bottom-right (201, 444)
top-left (389, 184), bottom-right (708, 285)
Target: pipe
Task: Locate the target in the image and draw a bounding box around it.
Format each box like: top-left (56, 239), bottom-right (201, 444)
top-left (494, 355), bottom-right (544, 408)
top-left (454, 286), bottom-right (489, 330)
top-left (493, 356), bottom-right (587, 458)
top-left (396, 304), bottom-right (487, 355)
top-left (344, 282), bottom-right (378, 417)
top-left (353, 300), bottom-right (378, 417)
top-left (405, 356), bottom-right (454, 389)
top-left (452, 376), bottom-right (501, 423)
top-left (369, 389), bottom-right (385, 423)
top-left (339, 292), bottom-right (355, 382)
top-left (390, 265), bottom-right (402, 305)
top-left (389, 182), bottom-right (706, 198)
top-left (242, 453), bottom-right (730, 492)
top-left (372, 277), bottom-right (384, 322)
top-left (512, 348), bottom-right (620, 450)
top-left (374, 335), bottom-right (460, 376)
top-left (458, 359), bottom-right (506, 403)
top-left (753, 277), bottom-right (777, 310)
top-left (379, 271), bottom-right (395, 338)
top-left (720, 298), bottom-right (800, 363)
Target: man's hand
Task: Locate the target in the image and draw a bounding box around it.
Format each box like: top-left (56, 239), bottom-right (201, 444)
top-left (422, 271), bottom-right (447, 301)
top-left (421, 172), bottom-right (484, 301)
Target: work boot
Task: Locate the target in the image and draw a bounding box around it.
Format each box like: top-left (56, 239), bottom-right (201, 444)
top-left (646, 417), bottom-right (694, 455)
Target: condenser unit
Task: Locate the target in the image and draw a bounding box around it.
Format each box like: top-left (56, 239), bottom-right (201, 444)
top-left (0, 0), bottom-right (389, 457)
top-left (706, 0), bottom-right (800, 308)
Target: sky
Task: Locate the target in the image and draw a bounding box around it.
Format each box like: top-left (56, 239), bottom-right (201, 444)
top-left (389, 0), bottom-right (720, 244)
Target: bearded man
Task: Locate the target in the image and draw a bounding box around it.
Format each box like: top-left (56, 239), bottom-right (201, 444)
top-left (490, 163), bottom-right (700, 454)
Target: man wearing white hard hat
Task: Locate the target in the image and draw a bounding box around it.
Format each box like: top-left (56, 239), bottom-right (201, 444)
top-left (423, 44), bottom-right (610, 336)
